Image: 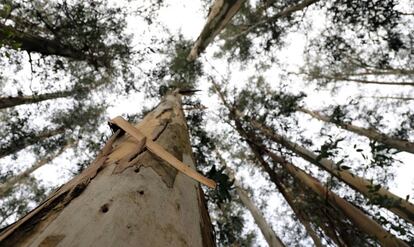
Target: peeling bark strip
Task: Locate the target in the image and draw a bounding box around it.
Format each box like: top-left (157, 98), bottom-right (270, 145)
top-left (187, 0), bottom-right (246, 61)
top-left (109, 116), bottom-right (216, 188)
top-left (0, 91), bottom-right (215, 247)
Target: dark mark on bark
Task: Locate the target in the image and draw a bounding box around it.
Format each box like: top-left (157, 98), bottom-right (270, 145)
top-left (100, 203), bottom-right (109, 213)
top-left (155, 106), bottom-right (173, 118)
top-left (134, 166), bottom-right (141, 173)
top-left (152, 119), bottom-right (170, 141)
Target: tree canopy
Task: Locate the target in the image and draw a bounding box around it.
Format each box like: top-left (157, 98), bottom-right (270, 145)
top-left (0, 0), bottom-right (413, 246)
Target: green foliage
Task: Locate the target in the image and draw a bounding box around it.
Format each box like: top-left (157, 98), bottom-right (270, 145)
top-left (214, 201), bottom-right (256, 247)
top-left (0, 176), bottom-right (48, 227)
top-left (315, 136), bottom-right (345, 162)
top-left (206, 165), bottom-right (234, 205)
top-left (236, 76), bottom-right (306, 120)
top-left (1, 0), bottom-right (132, 68)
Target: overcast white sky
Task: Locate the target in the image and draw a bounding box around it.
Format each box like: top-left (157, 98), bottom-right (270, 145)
top-left (3, 0), bottom-right (412, 245)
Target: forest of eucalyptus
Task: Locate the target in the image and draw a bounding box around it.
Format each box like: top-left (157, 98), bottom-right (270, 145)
top-left (0, 0), bottom-right (413, 246)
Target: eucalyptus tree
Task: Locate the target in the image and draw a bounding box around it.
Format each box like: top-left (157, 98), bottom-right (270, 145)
top-left (0, 91), bottom-right (216, 247)
top-left (301, 0), bottom-right (414, 90)
top-left (208, 78), bottom-right (414, 245)
top-left (0, 0), bottom-right (147, 226)
top-left (0, 0), bottom-right (131, 68)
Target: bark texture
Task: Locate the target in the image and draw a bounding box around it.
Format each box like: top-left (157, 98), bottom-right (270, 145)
top-left (0, 92), bottom-right (215, 247)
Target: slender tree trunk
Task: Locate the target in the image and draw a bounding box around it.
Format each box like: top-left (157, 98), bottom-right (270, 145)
top-left (229, 0), bottom-right (320, 40)
top-left (231, 115), bottom-right (407, 246)
top-left (233, 122), bottom-right (348, 246)
top-left (249, 117), bottom-right (414, 224)
top-left (212, 81), bottom-right (414, 224)
top-left (0, 23), bottom-right (85, 60)
top-left (217, 155), bottom-right (285, 247)
top-left (312, 74), bottom-right (414, 86)
top-left (235, 186), bottom-right (285, 247)
top-left (0, 90), bottom-right (77, 109)
top-left (0, 91), bottom-right (215, 247)
top-left (188, 0), bottom-right (246, 61)
top-left (0, 141), bottom-right (74, 198)
top-left (276, 186), bottom-right (324, 247)
top-left (0, 128), bottom-right (65, 159)
top-left (363, 96), bottom-right (414, 101)
top-left (298, 107), bottom-right (414, 154)
top-left (262, 149), bottom-right (408, 247)
top-left (254, 153), bottom-right (349, 247)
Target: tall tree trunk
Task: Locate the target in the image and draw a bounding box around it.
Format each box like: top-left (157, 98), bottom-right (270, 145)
top-left (187, 0), bottom-right (246, 61)
top-left (217, 153), bottom-right (285, 247)
top-left (231, 115), bottom-right (407, 246)
top-left (274, 185), bottom-right (324, 247)
top-left (310, 73), bottom-right (414, 86)
top-left (252, 151), bottom-right (348, 247)
top-left (0, 91), bottom-right (215, 247)
top-left (0, 23), bottom-right (85, 61)
top-left (261, 148), bottom-right (409, 247)
top-left (0, 141), bottom-right (74, 198)
top-left (212, 81), bottom-right (414, 224)
top-left (235, 186), bottom-right (285, 247)
top-left (363, 96), bottom-right (414, 101)
top-left (0, 89), bottom-right (78, 109)
top-left (0, 128), bottom-right (65, 159)
top-left (298, 107), bottom-right (414, 154)
top-left (228, 0), bottom-right (320, 41)
top-left (234, 121), bottom-right (352, 246)
top-left (249, 116), bottom-right (414, 224)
